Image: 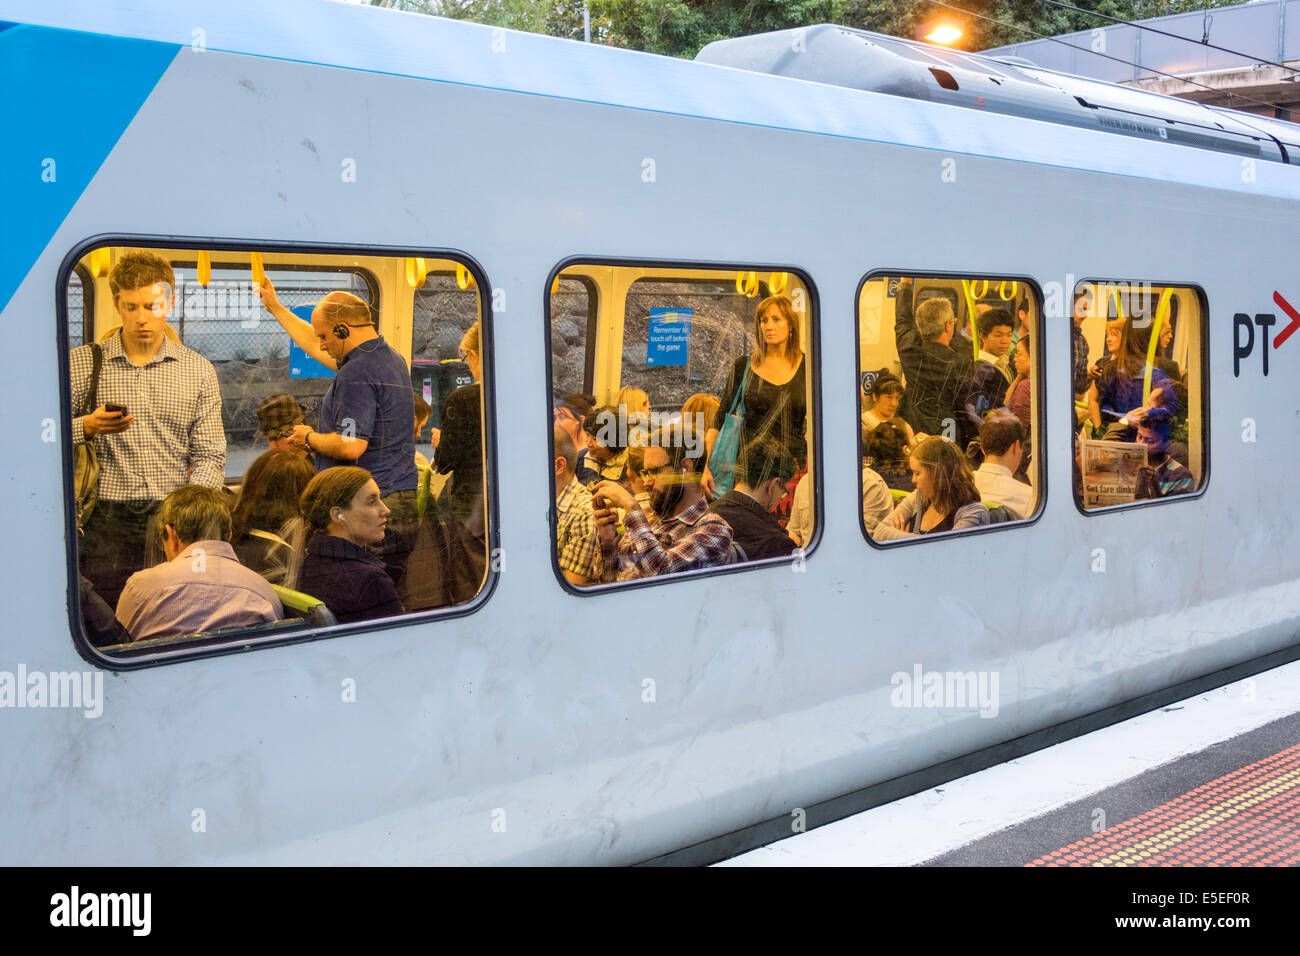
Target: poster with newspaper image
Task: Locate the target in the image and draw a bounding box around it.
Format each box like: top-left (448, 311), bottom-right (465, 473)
top-left (1080, 439), bottom-right (1148, 507)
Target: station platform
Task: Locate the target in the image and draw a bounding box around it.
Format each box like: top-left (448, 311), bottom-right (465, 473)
top-left (720, 659), bottom-right (1300, 867)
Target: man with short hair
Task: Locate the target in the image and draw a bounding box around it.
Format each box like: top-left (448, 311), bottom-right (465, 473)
top-left (708, 437), bottom-right (797, 561)
top-left (972, 413), bottom-right (1034, 519)
top-left (554, 393), bottom-right (598, 484)
top-left (1134, 423), bottom-right (1195, 499)
top-left (591, 425), bottom-right (732, 581)
top-left (960, 308), bottom-right (1015, 446)
top-left (554, 425), bottom-right (599, 586)
top-left (258, 280), bottom-right (418, 592)
top-left (115, 486), bottom-right (282, 642)
top-left (71, 251), bottom-right (227, 609)
top-left (256, 393), bottom-right (309, 459)
top-left (894, 278), bottom-right (962, 438)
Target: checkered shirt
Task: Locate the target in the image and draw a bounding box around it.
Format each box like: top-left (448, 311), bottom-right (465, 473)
top-left (70, 332), bottom-right (226, 502)
top-left (603, 497), bottom-right (733, 582)
top-left (556, 475), bottom-right (599, 581)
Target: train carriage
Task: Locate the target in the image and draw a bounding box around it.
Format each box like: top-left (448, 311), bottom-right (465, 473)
top-left (2, 0), bottom-right (1299, 864)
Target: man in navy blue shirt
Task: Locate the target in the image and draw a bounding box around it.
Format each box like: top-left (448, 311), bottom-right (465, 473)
top-left (258, 283), bottom-right (418, 600)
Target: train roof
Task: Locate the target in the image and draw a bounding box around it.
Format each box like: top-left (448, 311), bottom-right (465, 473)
top-left (696, 24), bottom-right (1300, 164)
top-left (3, 0), bottom-right (1299, 196)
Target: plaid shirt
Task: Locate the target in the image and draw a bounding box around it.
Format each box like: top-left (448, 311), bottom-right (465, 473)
top-left (70, 332), bottom-right (226, 502)
top-left (602, 497), bottom-right (733, 582)
top-left (1071, 325), bottom-right (1090, 397)
top-left (556, 475), bottom-right (599, 581)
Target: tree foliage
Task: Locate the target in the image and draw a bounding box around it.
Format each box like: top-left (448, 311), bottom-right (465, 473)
top-left (370, 0), bottom-right (1250, 60)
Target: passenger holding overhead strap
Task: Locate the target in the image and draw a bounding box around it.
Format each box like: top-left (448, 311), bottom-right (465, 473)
top-left (892, 278), bottom-right (962, 439)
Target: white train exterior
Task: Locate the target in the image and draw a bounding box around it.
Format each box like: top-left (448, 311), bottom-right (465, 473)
top-left (2, 0), bottom-right (1298, 865)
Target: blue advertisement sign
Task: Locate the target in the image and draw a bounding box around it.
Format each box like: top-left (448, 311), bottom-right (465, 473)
top-left (646, 307), bottom-right (691, 367)
top-left (289, 303), bottom-right (335, 378)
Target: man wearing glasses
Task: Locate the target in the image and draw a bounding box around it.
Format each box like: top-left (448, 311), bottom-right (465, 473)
top-left (590, 424), bottom-right (732, 582)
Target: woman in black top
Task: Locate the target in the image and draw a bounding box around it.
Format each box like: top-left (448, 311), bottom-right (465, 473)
top-left (703, 295), bottom-right (808, 495)
top-left (293, 466), bottom-right (403, 624)
top-left (430, 321), bottom-right (487, 605)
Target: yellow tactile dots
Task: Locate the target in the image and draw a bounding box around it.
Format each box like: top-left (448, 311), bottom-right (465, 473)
top-left (1028, 742), bottom-right (1300, 866)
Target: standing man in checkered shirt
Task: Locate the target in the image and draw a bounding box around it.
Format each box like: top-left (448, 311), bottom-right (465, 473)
top-left (553, 424), bottom-right (598, 586)
top-left (71, 251), bottom-right (227, 610)
top-left (591, 423), bottom-right (732, 582)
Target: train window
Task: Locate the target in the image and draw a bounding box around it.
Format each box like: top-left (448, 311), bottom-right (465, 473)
top-left (857, 274), bottom-right (1044, 544)
top-left (1071, 281), bottom-right (1206, 512)
top-left (63, 242), bottom-right (495, 663)
top-left (547, 262), bottom-right (818, 590)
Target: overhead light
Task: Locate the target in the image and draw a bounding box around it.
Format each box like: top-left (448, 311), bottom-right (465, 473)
top-left (924, 24), bottom-right (963, 45)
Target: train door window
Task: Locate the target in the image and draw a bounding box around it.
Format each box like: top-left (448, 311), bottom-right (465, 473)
top-left (550, 275), bottom-right (597, 400)
top-left (857, 273), bottom-right (1044, 544)
top-left (547, 261), bottom-right (818, 590)
top-left (63, 242), bottom-right (495, 664)
top-left (1071, 281), bottom-right (1207, 512)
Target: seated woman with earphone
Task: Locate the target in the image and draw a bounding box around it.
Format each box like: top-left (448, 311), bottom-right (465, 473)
top-left (290, 466), bottom-right (404, 624)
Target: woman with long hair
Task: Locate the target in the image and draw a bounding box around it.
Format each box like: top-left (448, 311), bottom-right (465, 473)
top-left (1095, 315), bottom-right (1178, 441)
top-left (230, 450), bottom-right (316, 582)
top-left (289, 466), bottom-right (403, 624)
top-left (703, 294), bottom-right (808, 495)
top-left (873, 437), bottom-right (989, 540)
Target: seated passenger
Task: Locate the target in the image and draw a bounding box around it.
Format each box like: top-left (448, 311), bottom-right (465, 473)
top-left (1095, 316), bottom-right (1178, 441)
top-left (787, 454), bottom-right (813, 549)
top-left (294, 466), bottom-right (404, 624)
top-left (586, 405), bottom-right (631, 483)
top-left (79, 575), bottom-right (130, 648)
top-left (413, 393), bottom-right (433, 470)
top-left (230, 450), bottom-right (316, 583)
top-left (865, 421), bottom-right (914, 494)
top-left (1134, 423), bottom-right (1195, 499)
top-left (861, 369), bottom-right (917, 449)
top-left (1003, 335), bottom-right (1032, 431)
top-left (873, 437), bottom-right (989, 540)
top-left (618, 386), bottom-right (651, 445)
top-left (681, 393), bottom-right (720, 436)
top-left (708, 437), bottom-right (798, 561)
top-left (256, 393), bottom-right (310, 460)
top-left (620, 446), bottom-right (655, 521)
top-left (115, 486), bottom-right (283, 642)
top-left (861, 463), bottom-right (895, 536)
top-left (554, 424), bottom-right (599, 586)
top-left (591, 424), bottom-right (732, 581)
top-left (971, 413), bottom-right (1034, 520)
top-left (959, 309), bottom-right (1015, 447)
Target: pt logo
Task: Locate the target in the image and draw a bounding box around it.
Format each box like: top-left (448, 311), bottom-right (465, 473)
top-left (1234, 291), bottom-right (1300, 376)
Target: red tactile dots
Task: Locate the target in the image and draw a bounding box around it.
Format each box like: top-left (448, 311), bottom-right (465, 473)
top-left (1028, 741), bottom-right (1300, 866)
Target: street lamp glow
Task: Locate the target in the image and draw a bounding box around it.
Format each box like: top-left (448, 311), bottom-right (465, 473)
top-left (924, 24), bottom-right (963, 45)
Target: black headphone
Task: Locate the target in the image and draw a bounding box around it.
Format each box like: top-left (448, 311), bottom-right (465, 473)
top-left (333, 323), bottom-right (351, 340)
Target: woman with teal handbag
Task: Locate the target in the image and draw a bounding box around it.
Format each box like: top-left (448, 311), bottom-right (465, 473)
top-left (704, 295), bottom-right (808, 497)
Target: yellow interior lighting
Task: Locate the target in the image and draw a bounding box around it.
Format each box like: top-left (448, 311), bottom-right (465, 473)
top-left (456, 263), bottom-right (476, 291)
top-left (89, 247), bottom-right (111, 278)
top-left (1142, 287), bottom-right (1175, 405)
top-left (405, 257), bottom-right (427, 289)
top-left (250, 252), bottom-right (265, 286)
top-left (551, 275), bottom-right (560, 296)
top-left (197, 251), bottom-right (211, 288)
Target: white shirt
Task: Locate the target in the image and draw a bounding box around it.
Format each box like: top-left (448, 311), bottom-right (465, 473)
top-left (787, 472), bottom-right (813, 548)
top-left (973, 462), bottom-right (1034, 520)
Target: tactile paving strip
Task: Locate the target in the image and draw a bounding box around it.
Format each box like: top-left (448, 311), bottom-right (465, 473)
top-left (1028, 741), bottom-right (1300, 866)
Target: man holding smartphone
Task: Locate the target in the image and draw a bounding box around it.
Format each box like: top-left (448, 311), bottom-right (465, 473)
top-left (70, 251), bottom-right (226, 612)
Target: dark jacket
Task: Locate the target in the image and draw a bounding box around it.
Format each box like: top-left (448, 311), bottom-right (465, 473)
top-left (895, 288), bottom-right (962, 436)
top-left (960, 359), bottom-right (1010, 446)
top-left (298, 533), bottom-right (404, 624)
top-left (434, 383), bottom-right (484, 523)
top-left (709, 490), bottom-right (796, 561)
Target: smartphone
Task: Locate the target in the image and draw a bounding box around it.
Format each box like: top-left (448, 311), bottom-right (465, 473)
top-left (104, 403), bottom-right (128, 416)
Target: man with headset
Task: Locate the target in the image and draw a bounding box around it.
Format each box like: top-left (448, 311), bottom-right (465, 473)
top-left (257, 279), bottom-right (418, 600)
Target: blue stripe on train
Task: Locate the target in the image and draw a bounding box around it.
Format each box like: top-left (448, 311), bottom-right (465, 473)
top-left (0, 25), bottom-right (178, 314)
